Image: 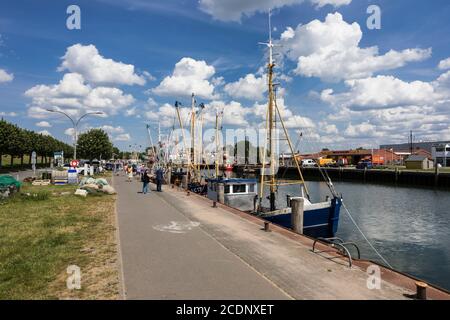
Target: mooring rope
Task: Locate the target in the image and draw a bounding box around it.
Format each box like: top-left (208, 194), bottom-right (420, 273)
top-left (341, 200), bottom-right (394, 269)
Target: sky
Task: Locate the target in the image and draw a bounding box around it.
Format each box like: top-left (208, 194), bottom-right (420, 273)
top-left (1, 0), bottom-right (450, 153)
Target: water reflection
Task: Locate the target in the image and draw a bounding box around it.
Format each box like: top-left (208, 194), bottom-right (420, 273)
top-left (276, 181), bottom-right (450, 291)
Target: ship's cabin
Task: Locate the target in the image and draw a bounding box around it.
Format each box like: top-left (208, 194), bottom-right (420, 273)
top-left (207, 178), bottom-right (258, 212)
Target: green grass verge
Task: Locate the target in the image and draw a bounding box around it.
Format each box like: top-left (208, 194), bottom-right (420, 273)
top-left (0, 183), bottom-right (119, 299)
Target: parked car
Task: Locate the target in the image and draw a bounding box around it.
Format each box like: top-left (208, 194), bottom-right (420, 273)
top-left (356, 160), bottom-right (373, 169)
top-left (301, 159), bottom-right (317, 168)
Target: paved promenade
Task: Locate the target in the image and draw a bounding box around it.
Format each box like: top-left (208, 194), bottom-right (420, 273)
top-left (114, 174), bottom-right (289, 299)
top-left (114, 174), bottom-right (414, 300)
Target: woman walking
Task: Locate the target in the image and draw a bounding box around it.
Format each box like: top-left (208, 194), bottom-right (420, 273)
top-left (127, 166), bottom-right (133, 182)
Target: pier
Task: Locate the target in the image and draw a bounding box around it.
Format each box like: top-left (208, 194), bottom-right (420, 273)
top-left (114, 175), bottom-right (450, 300)
top-left (233, 165), bottom-right (450, 189)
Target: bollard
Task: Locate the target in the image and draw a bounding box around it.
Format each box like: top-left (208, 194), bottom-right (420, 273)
top-left (264, 222), bottom-right (271, 232)
top-left (181, 175), bottom-right (188, 190)
top-left (217, 183), bottom-right (225, 204)
top-left (416, 281), bottom-right (428, 300)
top-left (291, 198), bottom-right (304, 234)
top-left (166, 167), bottom-right (172, 185)
top-left (187, 191), bottom-right (190, 196)
top-left (213, 201), bottom-right (217, 208)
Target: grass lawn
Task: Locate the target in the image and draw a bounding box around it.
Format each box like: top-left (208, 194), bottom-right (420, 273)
top-left (0, 181), bottom-right (120, 299)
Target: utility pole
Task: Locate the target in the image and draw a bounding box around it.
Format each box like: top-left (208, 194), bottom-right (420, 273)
top-left (46, 109), bottom-right (104, 160)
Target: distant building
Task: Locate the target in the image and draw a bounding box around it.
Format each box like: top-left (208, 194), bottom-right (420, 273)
top-left (320, 149), bottom-right (401, 166)
top-left (432, 143), bottom-right (450, 167)
top-left (405, 155), bottom-right (434, 170)
top-left (380, 141), bottom-right (450, 153)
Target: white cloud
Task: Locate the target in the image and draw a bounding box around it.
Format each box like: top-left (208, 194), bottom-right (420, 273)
top-left (36, 121), bottom-right (52, 128)
top-left (84, 87), bottom-right (135, 111)
top-left (114, 133), bottom-right (131, 141)
top-left (0, 69), bottom-right (13, 83)
top-left (207, 100), bottom-right (251, 126)
top-left (152, 57), bottom-right (218, 99)
top-left (344, 122), bottom-right (380, 138)
top-left (438, 57), bottom-right (450, 70)
top-left (253, 97), bottom-right (315, 129)
top-left (100, 125), bottom-right (125, 134)
top-left (310, 0), bottom-right (351, 8)
top-left (224, 73), bottom-right (267, 101)
top-left (199, 0), bottom-right (302, 22)
top-left (125, 107), bottom-right (137, 117)
top-left (64, 128), bottom-right (76, 137)
top-left (198, 0), bottom-right (352, 21)
top-left (38, 130), bottom-right (52, 136)
top-left (26, 73), bottom-right (135, 118)
top-left (322, 75), bottom-right (438, 110)
top-left (279, 13), bottom-right (431, 82)
top-left (58, 44), bottom-right (145, 86)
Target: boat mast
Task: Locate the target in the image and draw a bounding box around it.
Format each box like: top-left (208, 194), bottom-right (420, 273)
top-left (215, 109), bottom-right (222, 178)
top-left (263, 10), bottom-right (277, 211)
top-left (259, 10), bottom-right (311, 212)
top-left (190, 93), bottom-right (196, 180)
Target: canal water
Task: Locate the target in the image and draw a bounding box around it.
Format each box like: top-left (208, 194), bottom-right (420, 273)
top-left (267, 181), bottom-right (450, 291)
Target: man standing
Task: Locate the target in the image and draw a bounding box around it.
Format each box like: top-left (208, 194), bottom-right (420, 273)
top-left (142, 169), bottom-right (151, 194)
top-left (156, 167), bottom-right (164, 192)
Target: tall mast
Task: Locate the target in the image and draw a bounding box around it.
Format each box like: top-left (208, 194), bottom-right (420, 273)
top-left (258, 10), bottom-right (311, 212)
top-left (191, 93), bottom-right (196, 169)
top-left (215, 109), bottom-right (220, 178)
top-left (260, 9), bottom-right (277, 211)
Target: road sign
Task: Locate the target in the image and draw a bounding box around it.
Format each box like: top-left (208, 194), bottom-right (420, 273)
top-left (68, 169), bottom-right (78, 184)
top-left (70, 160), bottom-right (80, 168)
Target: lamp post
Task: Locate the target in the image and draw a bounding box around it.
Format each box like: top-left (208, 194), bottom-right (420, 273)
top-left (46, 109), bottom-right (104, 160)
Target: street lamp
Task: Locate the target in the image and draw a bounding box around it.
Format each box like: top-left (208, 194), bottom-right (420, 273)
top-left (46, 109), bottom-right (104, 160)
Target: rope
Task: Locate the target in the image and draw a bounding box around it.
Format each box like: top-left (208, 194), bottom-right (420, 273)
top-left (341, 201), bottom-right (393, 269)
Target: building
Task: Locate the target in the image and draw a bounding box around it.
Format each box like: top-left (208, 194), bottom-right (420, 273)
top-left (320, 149), bottom-right (402, 166)
top-left (381, 141), bottom-right (450, 153)
top-left (405, 155), bottom-right (434, 170)
top-left (432, 143), bottom-right (450, 167)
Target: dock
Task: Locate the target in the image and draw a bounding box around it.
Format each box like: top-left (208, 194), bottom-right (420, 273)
top-left (114, 174), bottom-right (450, 300)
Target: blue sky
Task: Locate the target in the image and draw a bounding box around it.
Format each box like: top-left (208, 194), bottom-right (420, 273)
top-left (1, 0), bottom-right (450, 153)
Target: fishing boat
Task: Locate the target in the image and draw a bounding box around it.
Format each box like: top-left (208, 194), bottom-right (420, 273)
top-left (255, 11), bottom-right (342, 239)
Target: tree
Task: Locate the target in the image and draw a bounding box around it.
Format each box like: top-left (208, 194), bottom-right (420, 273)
top-left (77, 129), bottom-right (113, 161)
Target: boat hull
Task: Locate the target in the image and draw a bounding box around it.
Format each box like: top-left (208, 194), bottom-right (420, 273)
top-left (264, 197), bottom-right (342, 238)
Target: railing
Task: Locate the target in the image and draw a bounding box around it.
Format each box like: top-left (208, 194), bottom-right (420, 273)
top-left (312, 237), bottom-right (361, 268)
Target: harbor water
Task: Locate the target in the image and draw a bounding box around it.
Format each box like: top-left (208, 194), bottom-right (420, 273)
top-left (268, 181), bottom-right (450, 291)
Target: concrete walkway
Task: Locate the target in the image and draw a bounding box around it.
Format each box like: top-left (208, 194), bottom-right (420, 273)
top-left (114, 174), bottom-right (290, 300)
top-left (114, 175), bottom-right (413, 300)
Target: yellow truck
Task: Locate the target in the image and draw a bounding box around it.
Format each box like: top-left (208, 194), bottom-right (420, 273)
top-left (318, 158), bottom-right (337, 167)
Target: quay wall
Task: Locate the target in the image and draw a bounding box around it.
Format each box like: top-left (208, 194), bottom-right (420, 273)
top-left (277, 167), bottom-right (450, 189)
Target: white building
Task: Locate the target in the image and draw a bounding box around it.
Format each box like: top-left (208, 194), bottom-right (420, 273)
top-left (432, 143), bottom-right (450, 167)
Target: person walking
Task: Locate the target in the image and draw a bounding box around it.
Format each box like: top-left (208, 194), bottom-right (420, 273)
top-left (142, 169), bottom-right (151, 194)
top-left (156, 167), bottom-right (164, 192)
top-left (127, 166), bottom-right (133, 182)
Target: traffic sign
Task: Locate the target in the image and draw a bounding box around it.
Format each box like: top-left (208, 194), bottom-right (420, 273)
top-left (70, 160), bottom-right (80, 168)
